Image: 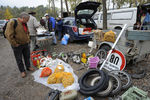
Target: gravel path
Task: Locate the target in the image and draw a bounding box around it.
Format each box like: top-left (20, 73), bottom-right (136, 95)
top-left (0, 36), bottom-right (149, 100)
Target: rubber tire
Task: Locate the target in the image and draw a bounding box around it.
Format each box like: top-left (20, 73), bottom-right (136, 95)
top-left (82, 70), bottom-right (109, 90)
top-left (109, 73), bottom-right (122, 96)
top-left (95, 49), bottom-right (107, 64)
top-left (100, 45), bottom-right (111, 52)
top-left (110, 70), bottom-right (132, 90)
top-left (131, 70), bottom-right (146, 79)
top-left (79, 75), bottom-right (108, 95)
top-left (90, 76), bottom-right (113, 97)
top-left (79, 69), bottom-right (105, 91)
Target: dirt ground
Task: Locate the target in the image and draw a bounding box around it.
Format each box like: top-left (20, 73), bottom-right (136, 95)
top-left (0, 35), bottom-right (150, 100)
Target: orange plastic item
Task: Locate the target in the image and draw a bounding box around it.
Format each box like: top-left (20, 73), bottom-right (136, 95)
top-left (40, 67), bottom-right (52, 77)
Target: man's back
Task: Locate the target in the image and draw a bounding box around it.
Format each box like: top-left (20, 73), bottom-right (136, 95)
top-left (27, 15), bottom-right (40, 36)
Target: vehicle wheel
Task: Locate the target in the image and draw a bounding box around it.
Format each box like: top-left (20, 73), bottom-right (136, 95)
top-left (100, 45), bottom-right (111, 52)
top-left (110, 70), bottom-right (132, 90)
top-left (90, 76), bottom-right (113, 97)
top-left (109, 73), bottom-right (122, 96)
top-left (69, 36), bottom-right (74, 42)
top-left (79, 69), bottom-right (105, 91)
top-left (115, 27), bottom-right (122, 30)
top-left (79, 69), bottom-right (108, 95)
top-left (95, 49), bottom-right (107, 64)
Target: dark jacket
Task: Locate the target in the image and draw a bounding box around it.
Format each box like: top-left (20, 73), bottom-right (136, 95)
top-left (57, 20), bottom-right (63, 31)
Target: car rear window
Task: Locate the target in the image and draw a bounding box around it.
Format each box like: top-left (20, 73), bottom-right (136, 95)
top-left (0, 20), bottom-right (5, 24)
top-left (63, 19), bottom-right (74, 26)
top-left (77, 9), bottom-right (94, 15)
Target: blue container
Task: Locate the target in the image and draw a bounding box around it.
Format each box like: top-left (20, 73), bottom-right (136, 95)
top-left (84, 97), bottom-right (94, 100)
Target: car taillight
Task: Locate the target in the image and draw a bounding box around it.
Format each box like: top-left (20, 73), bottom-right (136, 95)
top-left (72, 27), bottom-right (77, 32)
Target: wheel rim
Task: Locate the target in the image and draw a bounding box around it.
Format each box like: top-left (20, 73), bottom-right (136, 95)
top-left (95, 49), bottom-right (107, 64)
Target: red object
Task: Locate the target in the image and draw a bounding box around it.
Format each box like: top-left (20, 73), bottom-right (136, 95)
top-left (83, 28), bottom-right (92, 32)
top-left (40, 67), bottom-right (52, 77)
top-left (72, 27), bottom-right (77, 32)
top-left (30, 49), bottom-right (47, 67)
top-left (22, 23), bottom-right (28, 33)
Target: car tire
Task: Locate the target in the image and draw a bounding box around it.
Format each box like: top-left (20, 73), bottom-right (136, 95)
top-left (110, 70), bottom-right (132, 90)
top-left (109, 73), bottom-right (122, 96)
top-left (95, 49), bottom-right (107, 64)
top-left (100, 45), bottom-right (111, 52)
top-left (79, 69), bottom-right (109, 95)
top-left (79, 69), bottom-right (105, 91)
top-left (90, 76), bottom-right (113, 97)
top-left (131, 69), bottom-right (146, 79)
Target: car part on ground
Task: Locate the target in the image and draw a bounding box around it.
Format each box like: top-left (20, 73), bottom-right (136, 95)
top-left (79, 69), bottom-right (109, 95)
top-left (95, 48), bottom-right (107, 64)
top-left (110, 70), bottom-right (132, 90)
top-left (131, 69), bottom-right (146, 79)
top-left (121, 86), bottom-right (150, 100)
top-left (90, 75), bottom-right (113, 97)
top-left (72, 54), bottom-right (81, 64)
top-left (109, 73), bottom-right (122, 96)
top-left (45, 89), bottom-right (60, 100)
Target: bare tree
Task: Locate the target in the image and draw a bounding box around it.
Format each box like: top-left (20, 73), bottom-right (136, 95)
top-left (102, 0), bottom-right (107, 29)
top-left (65, 0), bottom-right (69, 16)
top-left (61, 0), bottom-right (63, 17)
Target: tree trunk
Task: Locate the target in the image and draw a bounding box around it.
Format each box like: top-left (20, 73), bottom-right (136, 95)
top-left (65, 0), bottom-right (69, 16)
top-left (61, 0), bottom-right (63, 17)
top-left (48, 0), bottom-right (51, 15)
top-left (102, 0), bottom-right (107, 29)
top-left (52, 0), bottom-right (55, 17)
top-left (113, 0), bottom-right (115, 9)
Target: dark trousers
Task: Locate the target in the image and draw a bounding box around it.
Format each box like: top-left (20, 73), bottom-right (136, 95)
top-left (12, 43), bottom-right (31, 73)
top-left (58, 30), bottom-right (62, 40)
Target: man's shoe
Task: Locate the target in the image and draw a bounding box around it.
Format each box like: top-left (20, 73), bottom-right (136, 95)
top-left (21, 72), bottom-right (26, 78)
top-left (27, 67), bottom-right (35, 71)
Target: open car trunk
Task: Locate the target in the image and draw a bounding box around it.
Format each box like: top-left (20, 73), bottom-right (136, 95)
top-left (134, 3), bottom-right (150, 30)
top-left (75, 1), bottom-right (100, 35)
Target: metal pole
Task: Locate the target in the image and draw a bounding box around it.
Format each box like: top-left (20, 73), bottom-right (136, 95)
top-left (100, 24), bottom-right (127, 70)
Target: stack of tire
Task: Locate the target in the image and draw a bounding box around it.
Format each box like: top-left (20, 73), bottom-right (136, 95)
top-left (79, 69), bottom-right (132, 97)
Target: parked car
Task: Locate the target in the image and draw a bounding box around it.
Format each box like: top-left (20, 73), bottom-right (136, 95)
top-left (0, 20), bottom-right (7, 33)
top-left (62, 1), bottom-right (100, 42)
top-left (93, 7), bottom-right (137, 30)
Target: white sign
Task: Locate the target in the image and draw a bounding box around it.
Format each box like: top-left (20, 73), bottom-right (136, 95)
top-left (103, 49), bottom-right (126, 71)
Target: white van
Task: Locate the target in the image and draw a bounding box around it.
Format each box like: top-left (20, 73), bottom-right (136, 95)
top-left (93, 8), bottom-right (137, 30)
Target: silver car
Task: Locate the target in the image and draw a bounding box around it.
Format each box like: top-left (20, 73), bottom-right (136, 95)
top-left (0, 20), bottom-right (7, 33)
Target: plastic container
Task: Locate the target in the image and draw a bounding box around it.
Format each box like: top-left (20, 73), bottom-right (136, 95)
top-left (89, 57), bottom-right (99, 69)
top-left (59, 90), bottom-right (78, 100)
top-left (84, 97), bottom-right (94, 100)
top-left (61, 34), bottom-right (70, 45)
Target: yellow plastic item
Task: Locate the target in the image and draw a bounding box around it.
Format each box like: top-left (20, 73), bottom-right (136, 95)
top-left (103, 30), bottom-right (116, 43)
top-left (54, 64), bottom-right (64, 73)
top-left (81, 58), bottom-right (87, 64)
top-left (82, 52), bottom-right (86, 58)
top-left (37, 60), bottom-right (42, 68)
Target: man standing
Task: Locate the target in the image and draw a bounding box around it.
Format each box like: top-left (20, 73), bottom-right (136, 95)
top-left (56, 16), bottom-right (63, 40)
top-left (45, 13), bottom-right (57, 45)
top-left (5, 12), bottom-right (34, 78)
top-left (27, 11), bottom-right (40, 51)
